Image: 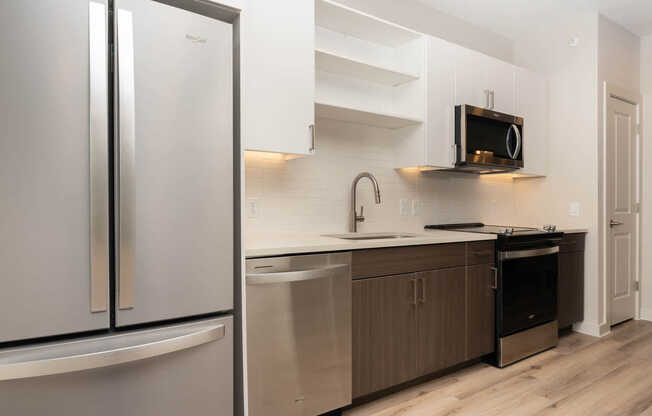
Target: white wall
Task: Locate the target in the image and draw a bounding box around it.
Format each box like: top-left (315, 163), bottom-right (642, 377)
top-left (509, 11), bottom-right (601, 335)
top-left (641, 34), bottom-right (652, 320)
top-left (334, 0), bottom-right (514, 63)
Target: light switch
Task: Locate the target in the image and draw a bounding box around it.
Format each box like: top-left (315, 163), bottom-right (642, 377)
top-left (247, 198), bottom-right (259, 219)
top-left (400, 199), bottom-right (409, 217)
top-left (569, 202), bottom-right (580, 217)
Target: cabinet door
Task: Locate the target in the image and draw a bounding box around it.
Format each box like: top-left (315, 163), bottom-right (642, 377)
top-left (241, 0), bottom-right (315, 155)
top-left (558, 251), bottom-right (585, 329)
top-left (426, 36), bottom-right (456, 168)
top-left (416, 268), bottom-right (466, 376)
top-left (352, 274), bottom-right (418, 398)
top-left (453, 47), bottom-right (489, 108)
top-left (516, 68), bottom-right (548, 176)
top-left (467, 265), bottom-right (496, 359)
top-left (487, 57), bottom-right (516, 114)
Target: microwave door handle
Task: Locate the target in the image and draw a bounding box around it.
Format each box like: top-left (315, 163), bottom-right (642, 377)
top-left (506, 124), bottom-right (521, 160)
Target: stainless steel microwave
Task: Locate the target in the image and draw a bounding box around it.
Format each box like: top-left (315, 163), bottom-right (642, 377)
top-left (454, 105), bottom-right (524, 174)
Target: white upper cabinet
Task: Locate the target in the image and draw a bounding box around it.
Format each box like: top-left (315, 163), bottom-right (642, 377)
top-left (515, 68), bottom-right (548, 177)
top-left (453, 47), bottom-right (488, 109)
top-left (241, 0), bottom-right (315, 156)
top-left (453, 48), bottom-right (516, 113)
top-left (396, 34), bottom-right (547, 175)
top-left (486, 56), bottom-right (516, 114)
top-left (424, 36), bottom-right (456, 168)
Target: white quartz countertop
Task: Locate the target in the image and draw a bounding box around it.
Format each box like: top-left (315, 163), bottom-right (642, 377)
top-left (558, 228), bottom-right (589, 234)
top-left (245, 230), bottom-right (496, 258)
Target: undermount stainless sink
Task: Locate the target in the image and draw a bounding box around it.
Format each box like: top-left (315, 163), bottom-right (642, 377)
top-left (322, 232), bottom-right (419, 240)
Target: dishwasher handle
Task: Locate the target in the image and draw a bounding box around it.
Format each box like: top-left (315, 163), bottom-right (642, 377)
top-left (247, 264), bottom-right (350, 285)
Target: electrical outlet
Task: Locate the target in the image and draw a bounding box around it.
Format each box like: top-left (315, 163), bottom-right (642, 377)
top-left (400, 199), bottom-right (410, 217)
top-left (569, 202), bottom-right (580, 217)
top-left (412, 200), bottom-right (422, 216)
top-left (247, 198), bottom-right (259, 219)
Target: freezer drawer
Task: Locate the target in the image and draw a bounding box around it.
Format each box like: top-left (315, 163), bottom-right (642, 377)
top-left (246, 253), bottom-right (352, 416)
top-left (0, 316), bottom-right (233, 416)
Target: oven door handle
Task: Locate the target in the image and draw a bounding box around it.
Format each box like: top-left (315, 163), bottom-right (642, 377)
top-left (499, 246), bottom-right (559, 261)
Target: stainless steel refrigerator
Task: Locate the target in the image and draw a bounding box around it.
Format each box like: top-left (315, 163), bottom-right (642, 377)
top-left (0, 0), bottom-right (235, 414)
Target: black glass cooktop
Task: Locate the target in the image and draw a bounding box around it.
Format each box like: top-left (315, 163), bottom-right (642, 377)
top-left (425, 223), bottom-right (553, 236)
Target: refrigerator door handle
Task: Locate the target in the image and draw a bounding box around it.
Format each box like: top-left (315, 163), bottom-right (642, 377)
top-left (116, 7), bottom-right (136, 310)
top-left (0, 323), bottom-right (225, 381)
top-left (89, 1), bottom-right (110, 313)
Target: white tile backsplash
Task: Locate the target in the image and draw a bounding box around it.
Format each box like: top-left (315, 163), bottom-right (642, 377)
top-left (245, 118), bottom-right (520, 234)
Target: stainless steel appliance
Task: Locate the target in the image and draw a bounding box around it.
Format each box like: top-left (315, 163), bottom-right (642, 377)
top-left (246, 253), bottom-right (352, 416)
top-left (452, 105), bottom-right (524, 174)
top-left (0, 1), bottom-right (235, 413)
top-left (425, 224), bottom-right (562, 367)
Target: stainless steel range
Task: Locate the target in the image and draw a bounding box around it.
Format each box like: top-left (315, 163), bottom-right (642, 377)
top-left (425, 223), bottom-right (564, 367)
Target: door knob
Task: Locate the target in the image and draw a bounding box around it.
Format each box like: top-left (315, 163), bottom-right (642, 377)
top-left (610, 219), bottom-right (623, 227)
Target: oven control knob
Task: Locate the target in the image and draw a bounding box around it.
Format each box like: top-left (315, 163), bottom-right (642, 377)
top-left (543, 224), bottom-right (557, 232)
top-left (503, 227), bottom-right (514, 235)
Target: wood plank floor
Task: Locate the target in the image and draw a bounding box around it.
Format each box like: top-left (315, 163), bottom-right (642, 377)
top-left (345, 320), bottom-right (652, 416)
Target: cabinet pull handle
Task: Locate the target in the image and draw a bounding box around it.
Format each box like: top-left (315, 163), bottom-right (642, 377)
top-left (490, 90), bottom-right (495, 109)
top-left (309, 124), bottom-right (316, 153)
top-left (419, 277), bottom-right (426, 303)
top-left (484, 89), bottom-right (491, 109)
top-left (411, 279), bottom-right (417, 305)
top-left (490, 267), bottom-right (498, 289)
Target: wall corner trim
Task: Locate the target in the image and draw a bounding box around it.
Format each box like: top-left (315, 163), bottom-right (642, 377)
top-left (639, 308), bottom-right (652, 322)
top-left (572, 320), bottom-right (609, 337)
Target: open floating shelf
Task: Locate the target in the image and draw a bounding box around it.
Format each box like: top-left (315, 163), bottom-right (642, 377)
top-left (315, 49), bottom-right (419, 86)
top-left (316, 0), bottom-right (421, 47)
top-left (315, 102), bottom-right (423, 129)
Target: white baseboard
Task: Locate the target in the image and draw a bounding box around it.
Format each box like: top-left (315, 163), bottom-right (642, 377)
top-left (572, 320), bottom-right (610, 337)
top-left (640, 308), bottom-right (652, 322)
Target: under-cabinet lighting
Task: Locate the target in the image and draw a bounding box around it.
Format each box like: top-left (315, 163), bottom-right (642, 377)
top-left (244, 150), bottom-right (306, 161)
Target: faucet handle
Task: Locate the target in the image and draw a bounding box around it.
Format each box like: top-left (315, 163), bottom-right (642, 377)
top-left (356, 206), bottom-right (365, 223)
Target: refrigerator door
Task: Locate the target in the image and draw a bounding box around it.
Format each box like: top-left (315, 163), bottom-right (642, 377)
top-left (114, 0), bottom-right (234, 326)
top-left (0, 0), bottom-right (110, 342)
top-left (0, 316), bottom-right (233, 415)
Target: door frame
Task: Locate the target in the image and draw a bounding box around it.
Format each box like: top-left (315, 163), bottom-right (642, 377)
top-left (600, 82), bottom-right (642, 327)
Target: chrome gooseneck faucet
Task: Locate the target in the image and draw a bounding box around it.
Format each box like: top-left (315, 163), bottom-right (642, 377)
top-left (351, 172), bottom-right (382, 232)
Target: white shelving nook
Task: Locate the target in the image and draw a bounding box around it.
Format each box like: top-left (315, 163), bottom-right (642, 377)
top-left (314, 0), bottom-right (426, 130)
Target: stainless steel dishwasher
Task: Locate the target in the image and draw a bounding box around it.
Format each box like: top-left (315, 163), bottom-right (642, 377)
top-left (246, 252), bottom-right (352, 416)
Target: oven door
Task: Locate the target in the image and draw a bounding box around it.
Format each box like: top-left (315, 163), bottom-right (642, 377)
top-left (498, 246), bottom-right (558, 336)
top-left (456, 105), bottom-right (524, 170)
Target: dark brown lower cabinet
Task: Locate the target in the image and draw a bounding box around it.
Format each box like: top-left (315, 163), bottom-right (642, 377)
top-left (352, 273), bottom-right (418, 399)
top-left (416, 268), bottom-right (466, 375)
top-left (352, 264), bottom-right (496, 399)
top-left (467, 264), bottom-right (496, 359)
top-left (558, 248), bottom-right (585, 329)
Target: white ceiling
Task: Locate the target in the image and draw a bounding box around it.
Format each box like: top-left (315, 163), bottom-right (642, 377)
top-left (416, 0), bottom-right (652, 38)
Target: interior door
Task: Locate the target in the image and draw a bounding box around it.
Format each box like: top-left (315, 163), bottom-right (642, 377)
top-left (606, 93), bottom-right (639, 325)
top-left (0, 0), bottom-right (110, 343)
top-left (115, 0), bottom-right (233, 326)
